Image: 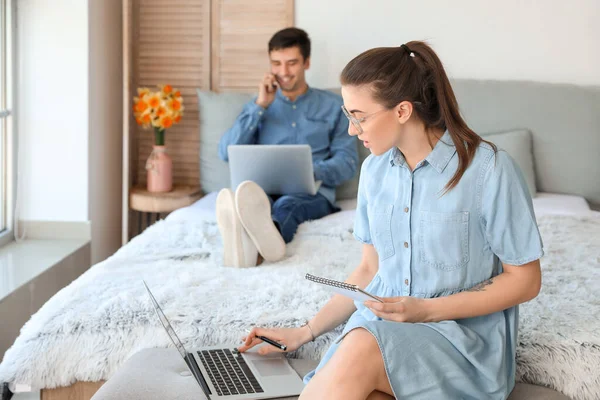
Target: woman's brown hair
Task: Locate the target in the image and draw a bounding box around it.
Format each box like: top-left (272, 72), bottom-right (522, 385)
top-left (340, 41), bottom-right (496, 192)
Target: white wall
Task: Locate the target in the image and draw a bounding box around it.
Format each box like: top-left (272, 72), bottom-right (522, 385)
top-left (88, 0), bottom-right (123, 264)
top-left (17, 0), bottom-right (123, 263)
top-left (18, 0), bottom-right (89, 221)
top-left (297, 0), bottom-right (600, 88)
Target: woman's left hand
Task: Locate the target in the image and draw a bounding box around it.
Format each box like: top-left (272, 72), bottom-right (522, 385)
top-left (364, 296), bottom-right (430, 323)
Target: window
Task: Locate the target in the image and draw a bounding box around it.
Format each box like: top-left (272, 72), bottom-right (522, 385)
top-left (0, 0), bottom-right (13, 246)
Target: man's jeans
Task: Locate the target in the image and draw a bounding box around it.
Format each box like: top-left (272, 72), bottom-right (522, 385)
top-left (268, 193), bottom-right (338, 243)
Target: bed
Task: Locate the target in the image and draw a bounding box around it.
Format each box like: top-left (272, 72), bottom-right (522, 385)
top-left (1, 79), bottom-right (599, 400)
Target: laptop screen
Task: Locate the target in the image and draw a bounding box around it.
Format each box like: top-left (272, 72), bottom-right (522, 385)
top-left (144, 281), bottom-right (188, 359)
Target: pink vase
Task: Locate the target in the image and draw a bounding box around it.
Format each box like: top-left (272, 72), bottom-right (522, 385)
top-left (146, 145), bottom-right (173, 192)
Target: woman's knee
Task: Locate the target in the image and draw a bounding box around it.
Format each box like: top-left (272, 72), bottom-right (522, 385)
top-left (335, 328), bottom-right (384, 374)
top-left (340, 328), bottom-right (379, 354)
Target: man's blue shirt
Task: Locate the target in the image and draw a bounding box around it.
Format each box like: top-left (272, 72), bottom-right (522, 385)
top-left (218, 87), bottom-right (358, 204)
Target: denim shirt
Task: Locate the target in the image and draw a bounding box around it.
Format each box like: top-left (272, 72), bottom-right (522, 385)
top-left (353, 131), bottom-right (544, 392)
top-left (218, 88), bottom-right (358, 204)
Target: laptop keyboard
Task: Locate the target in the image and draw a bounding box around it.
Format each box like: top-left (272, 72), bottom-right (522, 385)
top-left (198, 349), bottom-right (264, 397)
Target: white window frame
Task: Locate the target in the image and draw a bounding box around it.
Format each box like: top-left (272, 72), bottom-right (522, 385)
top-left (0, 0), bottom-right (15, 247)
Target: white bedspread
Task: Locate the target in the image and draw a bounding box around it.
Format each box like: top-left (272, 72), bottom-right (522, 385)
top-left (0, 208), bottom-right (599, 399)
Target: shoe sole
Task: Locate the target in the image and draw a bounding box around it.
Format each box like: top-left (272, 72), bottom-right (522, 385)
top-left (235, 181), bottom-right (286, 262)
top-left (216, 189), bottom-right (257, 267)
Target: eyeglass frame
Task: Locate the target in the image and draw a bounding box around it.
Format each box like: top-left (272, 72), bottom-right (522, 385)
top-left (341, 101), bottom-right (425, 135)
top-left (340, 104), bottom-right (387, 135)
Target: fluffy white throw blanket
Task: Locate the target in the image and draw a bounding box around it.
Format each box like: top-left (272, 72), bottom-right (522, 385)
top-left (0, 211), bottom-right (599, 400)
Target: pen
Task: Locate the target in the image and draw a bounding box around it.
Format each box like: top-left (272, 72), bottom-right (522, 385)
top-left (256, 335), bottom-right (287, 351)
top-left (245, 329), bottom-right (287, 351)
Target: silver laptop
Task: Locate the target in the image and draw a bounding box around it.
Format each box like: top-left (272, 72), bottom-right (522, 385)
top-left (144, 281), bottom-right (304, 399)
top-left (228, 145), bottom-right (322, 195)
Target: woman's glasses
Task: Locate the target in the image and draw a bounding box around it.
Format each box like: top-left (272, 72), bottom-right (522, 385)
top-left (341, 105), bottom-right (386, 134)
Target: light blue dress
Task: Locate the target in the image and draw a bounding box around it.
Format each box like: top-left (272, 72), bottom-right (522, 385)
top-left (304, 131), bottom-right (544, 399)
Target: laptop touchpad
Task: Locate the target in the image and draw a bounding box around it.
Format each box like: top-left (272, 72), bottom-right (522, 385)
top-left (251, 359), bottom-right (290, 376)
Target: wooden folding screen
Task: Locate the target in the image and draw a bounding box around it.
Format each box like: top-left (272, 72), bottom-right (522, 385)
top-left (123, 0), bottom-right (294, 242)
top-left (211, 0), bottom-right (294, 92)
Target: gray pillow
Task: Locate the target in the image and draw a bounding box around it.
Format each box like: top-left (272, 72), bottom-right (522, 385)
top-left (336, 142), bottom-right (369, 201)
top-left (481, 129), bottom-right (537, 197)
top-left (196, 89), bottom-right (254, 193)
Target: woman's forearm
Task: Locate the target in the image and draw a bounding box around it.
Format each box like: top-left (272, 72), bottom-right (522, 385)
top-left (307, 257), bottom-right (378, 340)
top-left (424, 260), bottom-right (541, 322)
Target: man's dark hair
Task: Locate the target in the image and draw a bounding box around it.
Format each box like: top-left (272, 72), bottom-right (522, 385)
top-left (268, 27), bottom-right (311, 60)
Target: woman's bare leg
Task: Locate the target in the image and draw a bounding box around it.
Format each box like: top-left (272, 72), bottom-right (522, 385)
top-left (299, 328), bottom-right (394, 400)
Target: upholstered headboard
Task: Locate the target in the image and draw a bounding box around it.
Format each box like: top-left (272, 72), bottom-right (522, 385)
top-left (452, 79), bottom-right (600, 209)
top-left (198, 79), bottom-right (600, 208)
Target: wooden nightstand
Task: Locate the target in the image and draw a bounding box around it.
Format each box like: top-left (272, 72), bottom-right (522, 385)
top-left (129, 185), bottom-right (203, 235)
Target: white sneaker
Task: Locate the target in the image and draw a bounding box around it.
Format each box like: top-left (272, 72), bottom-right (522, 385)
top-left (235, 181), bottom-right (286, 262)
top-left (216, 188), bottom-right (258, 267)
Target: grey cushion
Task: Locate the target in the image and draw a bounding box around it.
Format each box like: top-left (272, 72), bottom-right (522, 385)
top-left (197, 89), bottom-right (254, 193)
top-left (481, 129), bottom-right (537, 197)
top-left (92, 348), bottom-right (571, 400)
top-left (335, 139), bottom-right (369, 200)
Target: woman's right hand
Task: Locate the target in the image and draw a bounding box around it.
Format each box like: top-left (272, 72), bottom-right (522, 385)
top-left (238, 325), bottom-right (313, 356)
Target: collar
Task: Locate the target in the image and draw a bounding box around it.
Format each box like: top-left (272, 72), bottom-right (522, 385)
top-left (276, 85), bottom-right (312, 103)
top-left (389, 130), bottom-right (456, 173)
top-left (388, 146), bottom-right (406, 167)
top-left (425, 130), bottom-right (456, 173)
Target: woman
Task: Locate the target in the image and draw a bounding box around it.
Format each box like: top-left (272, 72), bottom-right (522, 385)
top-left (238, 41), bottom-right (543, 400)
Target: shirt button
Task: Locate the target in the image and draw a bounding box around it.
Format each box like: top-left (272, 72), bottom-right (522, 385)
top-left (404, 242), bottom-right (409, 248)
top-left (292, 105), bottom-right (296, 109)
top-left (404, 279), bottom-right (409, 285)
top-left (404, 207), bottom-right (409, 213)
top-left (291, 122), bottom-right (296, 127)
top-left (258, 111), bottom-right (263, 116)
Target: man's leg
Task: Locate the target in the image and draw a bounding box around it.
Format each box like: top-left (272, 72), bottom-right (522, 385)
top-left (272, 193), bottom-right (336, 243)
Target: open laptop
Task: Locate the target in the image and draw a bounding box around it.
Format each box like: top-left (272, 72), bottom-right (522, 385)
top-left (144, 281), bottom-right (305, 399)
top-left (228, 145), bottom-right (322, 195)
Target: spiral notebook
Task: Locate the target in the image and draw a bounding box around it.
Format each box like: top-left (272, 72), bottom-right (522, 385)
top-left (305, 273), bottom-right (383, 303)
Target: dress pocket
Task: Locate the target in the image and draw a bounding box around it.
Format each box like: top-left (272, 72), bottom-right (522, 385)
top-left (419, 211), bottom-right (469, 271)
top-left (368, 204), bottom-right (395, 261)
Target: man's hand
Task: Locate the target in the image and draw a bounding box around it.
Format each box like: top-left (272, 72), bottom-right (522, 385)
top-left (256, 73), bottom-right (278, 108)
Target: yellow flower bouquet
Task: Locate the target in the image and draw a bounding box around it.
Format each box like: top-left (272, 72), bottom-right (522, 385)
top-left (133, 84), bottom-right (184, 145)
top-left (133, 84), bottom-right (184, 192)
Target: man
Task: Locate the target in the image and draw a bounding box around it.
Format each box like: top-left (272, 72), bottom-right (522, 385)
top-left (217, 27), bottom-right (358, 267)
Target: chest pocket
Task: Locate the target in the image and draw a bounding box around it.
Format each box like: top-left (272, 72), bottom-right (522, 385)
top-left (368, 204), bottom-right (395, 261)
top-left (419, 211), bottom-right (470, 271)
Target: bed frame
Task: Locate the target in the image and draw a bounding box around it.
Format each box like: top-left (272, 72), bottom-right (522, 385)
top-left (40, 382), bottom-right (105, 400)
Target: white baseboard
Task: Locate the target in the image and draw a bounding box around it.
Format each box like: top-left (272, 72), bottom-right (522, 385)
top-left (18, 220), bottom-right (91, 240)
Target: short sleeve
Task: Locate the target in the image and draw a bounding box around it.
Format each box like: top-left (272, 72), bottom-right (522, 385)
top-left (353, 156), bottom-right (372, 244)
top-left (480, 150), bottom-right (544, 265)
